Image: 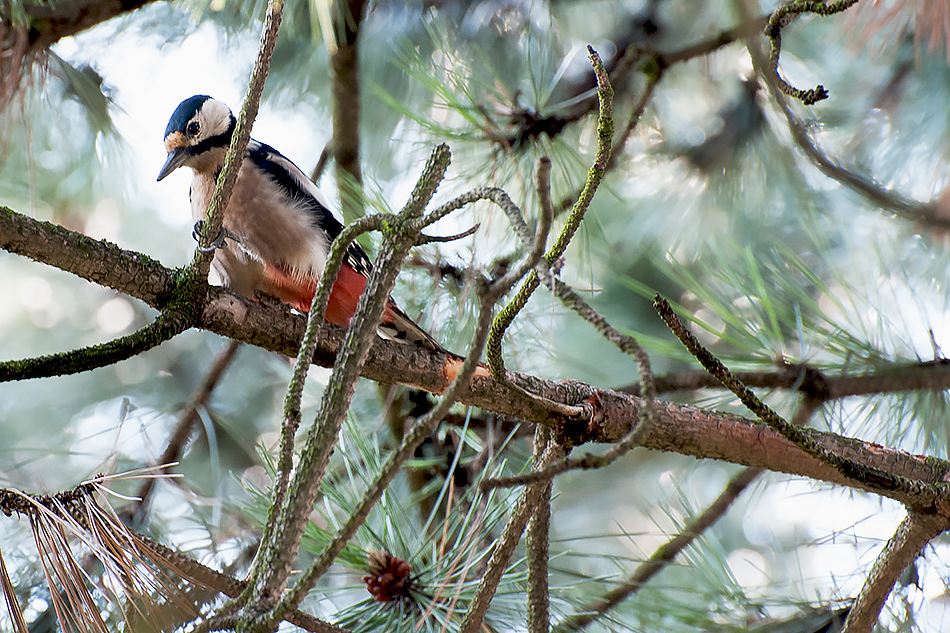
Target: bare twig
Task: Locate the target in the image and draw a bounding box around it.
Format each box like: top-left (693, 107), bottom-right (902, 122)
top-left (240, 144), bottom-right (452, 624)
top-left (842, 510), bottom-right (950, 633)
top-left (460, 433), bottom-right (566, 633)
top-left (736, 0), bottom-right (950, 230)
top-left (0, 307), bottom-right (191, 381)
top-left (527, 426), bottom-right (554, 633)
top-left (655, 295), bottom-right (942, 507)
top-left (487, 47), bottom-right (614, 412)
top-left (309, 145), bottom-right (332, 183)
top-left (620, 361), bottom-right (950, 399)
top-left (763, 0), bottom-right (861, 105)
top-left (191, 0), bottom-right (284, 273)
top-left (126, 339), bottom-right (241, 521)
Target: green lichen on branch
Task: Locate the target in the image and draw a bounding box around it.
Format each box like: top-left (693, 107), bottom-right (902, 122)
top-left (487, 46), bottom-right (613, 381)
top-left (654, 294), bottom-right (949, 511)
top-left (0, 266), bottom-right (205, 382)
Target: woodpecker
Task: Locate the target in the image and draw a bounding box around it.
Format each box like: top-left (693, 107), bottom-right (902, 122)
top-left (157, 95), bottom-right (447, 354)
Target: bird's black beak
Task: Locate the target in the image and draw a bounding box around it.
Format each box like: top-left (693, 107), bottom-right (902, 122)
top-left (157, 148), bottom-right (189, 181)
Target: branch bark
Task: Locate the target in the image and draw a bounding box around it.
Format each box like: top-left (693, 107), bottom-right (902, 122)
top-left (4, 206), bottom-right (950, 513)
top-left (842, 509), bottom-right (950, 633)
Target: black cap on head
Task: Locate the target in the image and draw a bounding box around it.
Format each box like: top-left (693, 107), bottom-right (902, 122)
top-left (164, 95), bottom-right (212, 137)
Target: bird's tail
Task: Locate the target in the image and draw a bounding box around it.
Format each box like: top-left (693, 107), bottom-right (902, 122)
top-left (380, 301), bottom-right (490, 385)
top-left (379, 301), bottom-right (451, 355)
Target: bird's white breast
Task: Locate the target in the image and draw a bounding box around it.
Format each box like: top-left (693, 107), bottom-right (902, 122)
top-left (190, 158), bottom-right (330, 287)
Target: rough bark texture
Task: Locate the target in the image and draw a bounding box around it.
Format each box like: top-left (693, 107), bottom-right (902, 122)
top-left (4, 207), bottom-right (950, 514)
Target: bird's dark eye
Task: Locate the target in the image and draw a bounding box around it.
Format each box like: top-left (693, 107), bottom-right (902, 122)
top-left (187, 121), bottom-right (200, 136)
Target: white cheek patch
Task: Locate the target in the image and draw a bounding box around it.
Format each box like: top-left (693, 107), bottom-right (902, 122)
top-left (197, 100), bottom-right (233, 139)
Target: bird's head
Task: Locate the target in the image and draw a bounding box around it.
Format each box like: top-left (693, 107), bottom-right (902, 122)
top-left (157, 95), bottom-right (236, 181)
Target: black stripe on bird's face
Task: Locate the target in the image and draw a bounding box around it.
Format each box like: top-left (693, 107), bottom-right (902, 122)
top-left (158, 96), bottom-right (236, 180)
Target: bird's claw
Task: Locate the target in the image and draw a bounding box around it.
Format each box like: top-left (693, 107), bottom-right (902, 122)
top-left (193, 220), bottom-right (235, 252)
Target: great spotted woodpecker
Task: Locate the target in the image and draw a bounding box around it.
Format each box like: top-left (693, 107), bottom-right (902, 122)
top-left (157, 95), bottom-right (449, 355)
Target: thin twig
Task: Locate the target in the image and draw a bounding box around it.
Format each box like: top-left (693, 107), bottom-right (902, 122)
top-left (460, 434), bottom-right (566, 633)
top-left (487, 47), bottom-right (614, 407)
top-left (127, 340), bottom-right (241, 522)
top-left (738, 0), bottom-right (950, 230)
top-left (527, 426), bottom-right (554, 633)
top-left (485, 158), bottom-right (577, 415)
top-left (418, 224), bottom-right (480, 244)
top-left (654, 294), bottom-right (943, 507)
top-left (0, 307), bottom-right (192, 382)
top-left (842, 510), bottom-right (950, 633)
top-left (241, 144), bottom-right (451, 622)
top-left (619, 361), bottom-right (950, 399)
top-left (763, 0), bottom-right (860, 105)
top-left (191, 0), bottom-right (284, 272)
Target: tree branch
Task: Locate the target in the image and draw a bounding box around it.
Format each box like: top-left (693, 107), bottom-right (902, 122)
top-left (527, 426), bottom-right (554, 633)
top-left (460, 433), bottom-right (566, 633)
top-left (330, 0), bottom-right (368, 222)
top-left (763, 0), bottom-right (860, 105)
top-left (656, 295), bottom-right (945, 507)
top-left (11, 0), bottom-right (157, 50)
top-left (238, 144), bottom-right (452, 626)
top-left (842, 510), bottom-right (950, 633)
top-left (192, 0), bottom-right (283, 273)
top-left (619, 361), bottom-right (950, 399)
top-left (0, 307), bottom-right (189, 381)
top-left (4, 206), bottom-right (950, 512)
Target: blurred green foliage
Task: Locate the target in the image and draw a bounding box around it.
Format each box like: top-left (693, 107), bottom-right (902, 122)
top-left (1, 0), bottom-right (950, 631)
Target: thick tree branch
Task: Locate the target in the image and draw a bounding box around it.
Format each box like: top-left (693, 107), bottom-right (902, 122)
top-left (4, 207), bottom-right (950, 513)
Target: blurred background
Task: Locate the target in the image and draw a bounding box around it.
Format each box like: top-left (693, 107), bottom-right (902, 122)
top-left (1, 0), bottom-right (949, 631)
